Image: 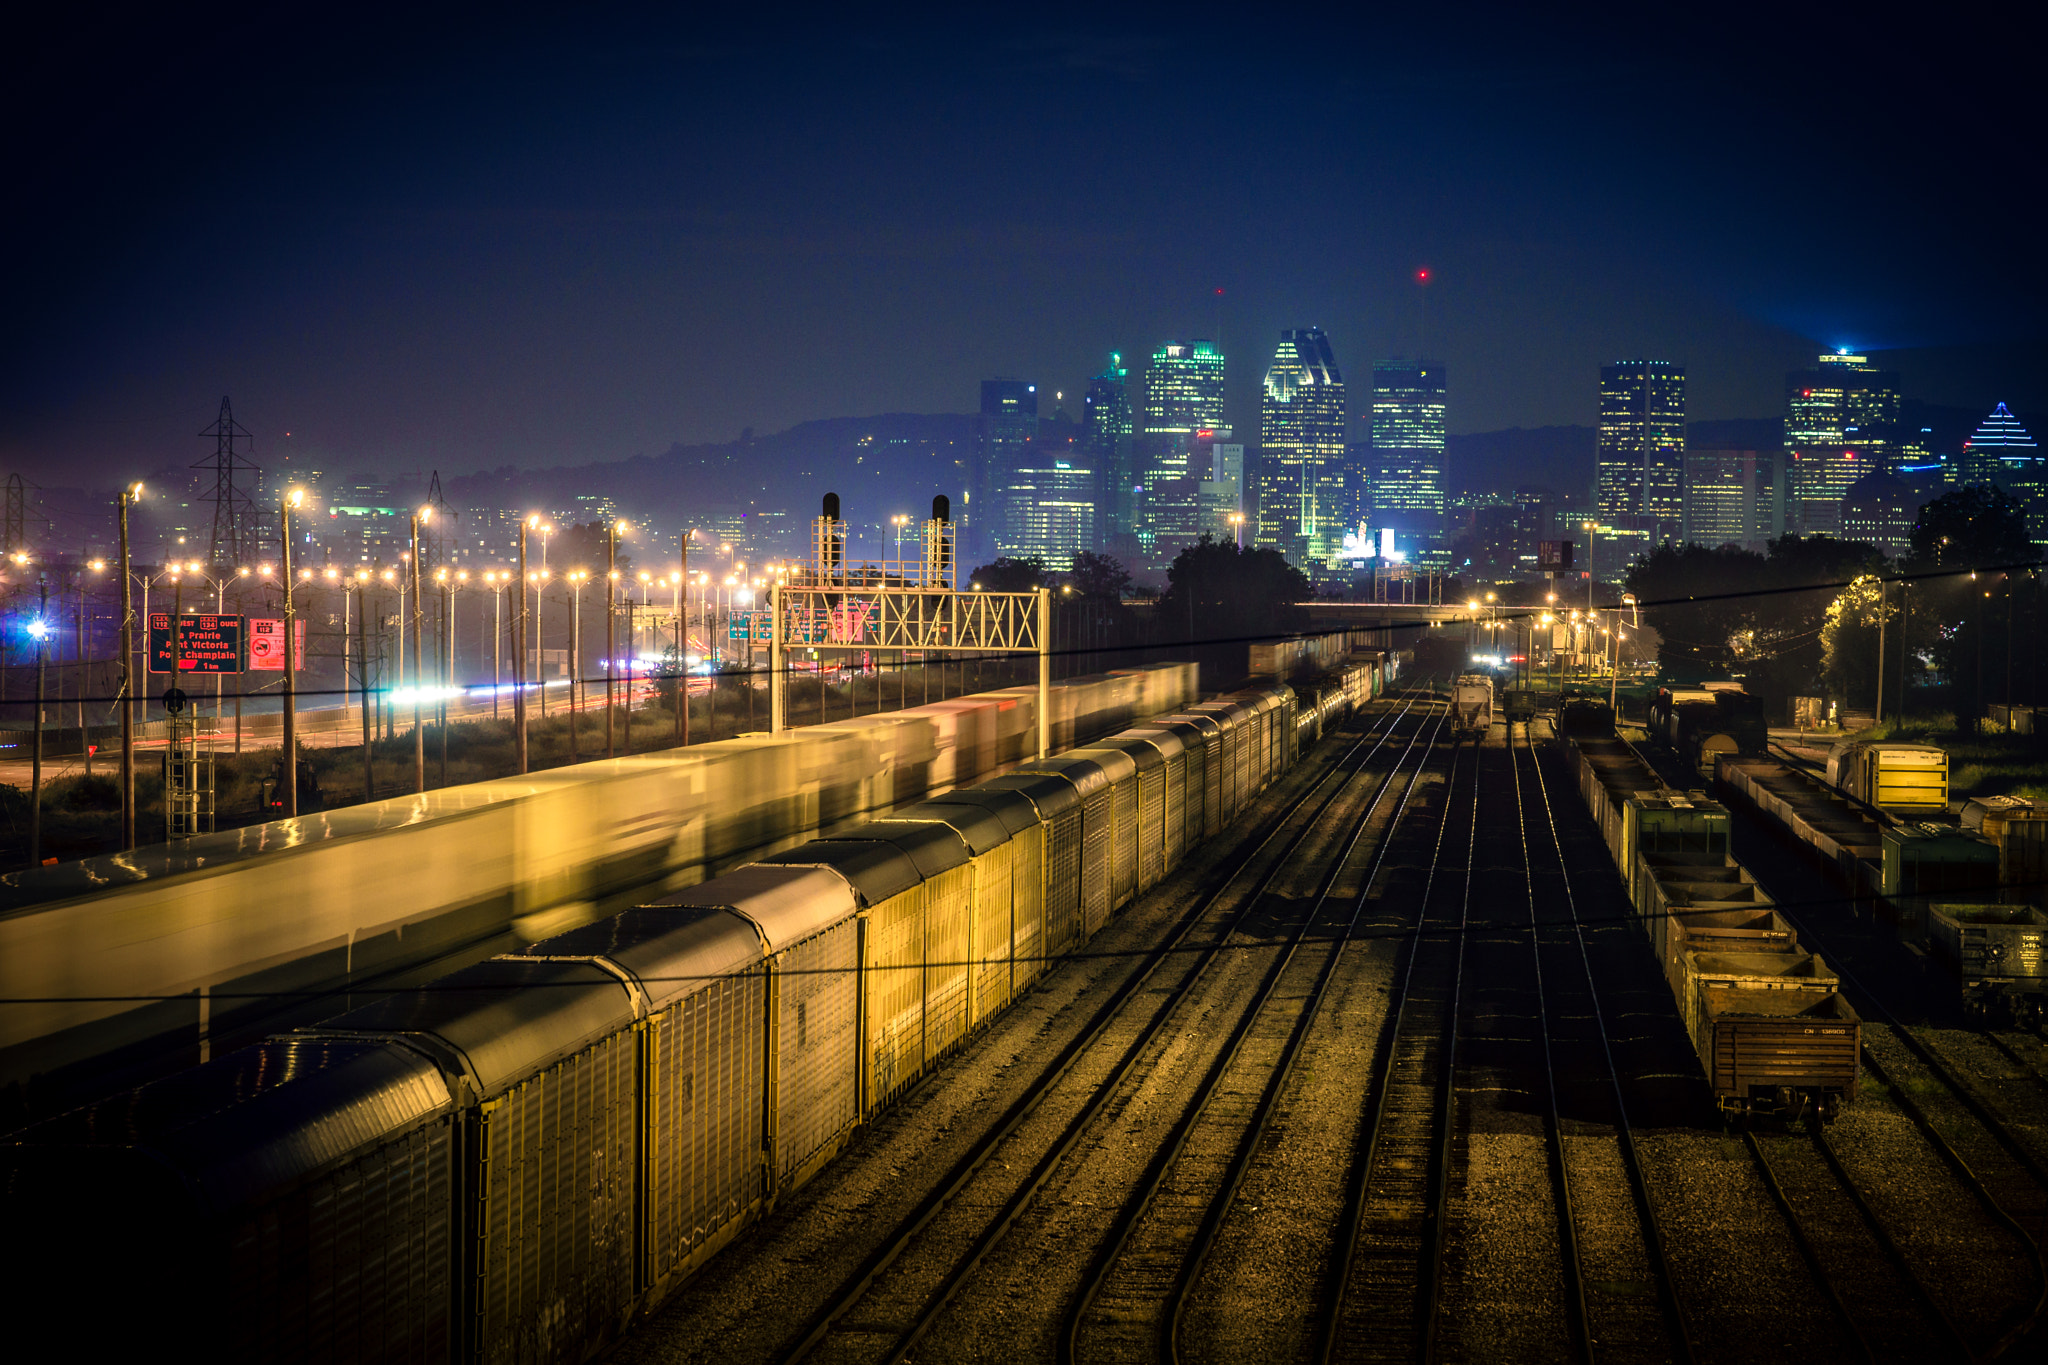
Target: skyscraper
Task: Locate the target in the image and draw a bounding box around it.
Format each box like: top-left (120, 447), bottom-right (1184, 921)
top-left (1785, 351), bottom-right (1901, 535)
top-left (1138, 340), bottom-right (1226, 558)
top-left (1595, 360), bottom-right (1685, 522)
top-left (975, 379), bottom-right (1037, 560)
top-left (1960, 401), bottom-right (2039, 483)
top-left (1084, 355), bottom-right (1136, 552)
top-left (1000, 456), bottom-right (1097, 570)
top-left (1254, 329), bottom-right (1346, 565)
top-left (1370, 359), bottom-right (1447, 530)
top-left (1967, 402), bottom-right (2046, 538)
top-left (1682, 448), bottom-right (1774, 550)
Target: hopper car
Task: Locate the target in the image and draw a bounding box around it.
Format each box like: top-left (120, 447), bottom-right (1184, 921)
top-left (1563, 735), bottom-right (1860, 1122)
top-left (1450, 672), bottom-right (1494, 733)
top-left (1718, 753), bottom-right (2035, 1020)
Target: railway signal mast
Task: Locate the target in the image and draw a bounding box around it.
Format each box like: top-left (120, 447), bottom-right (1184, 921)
top-left (768, 493), bottom-right (1053, 759)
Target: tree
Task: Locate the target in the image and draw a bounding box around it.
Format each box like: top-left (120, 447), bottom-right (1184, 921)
top-left (1154, 536), bottom-right (1310, 647)
top-left (553, 521), bottom-right (632, 577)
top-left (1903, 487), bottom-right (2037, 731)
top-left (1625, 543), bottom-right (1767, 677)
top-left (1626, 535), bottom-right (1884, 718)
top-left (1819, 574), bottom-right (1888, 708)
top-left (1065, 549), bottom-right (1132, 601)
top-left (965, 556), bottom-right (1048, 593)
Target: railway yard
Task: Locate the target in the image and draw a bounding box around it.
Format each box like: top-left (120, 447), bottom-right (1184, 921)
top-left (11, 672), bottom-right (2048, 1363)
top-left (616, 691), bottom-right (2048, 1365)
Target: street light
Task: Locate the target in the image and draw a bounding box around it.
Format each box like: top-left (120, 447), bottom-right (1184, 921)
top-left (565, 568), bottom-right (589, 758)
top-left (115, 483), bottom-right (144, 848)
top-left (280, 488), bottom-right (305, 816)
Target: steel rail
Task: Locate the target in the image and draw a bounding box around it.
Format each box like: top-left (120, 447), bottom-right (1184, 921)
top-left (772, 689), bottom-right (1429, 1365)
top-left (1315, 728), bottom-right (1477, 1363)
top-left (1059, 703), bottom-right (1450, 1365)
top-left (1805, 1119), bottom-right (1976, 1362)
top-left (1739, 1130), bottom-right (1880, 1365)
top-left (1760, 870), bottom-right (2048, 1357)
top-left (1183, 732), bottom-right (1475, 1365)
top-left (1516, 723), bottom-right (1698, 1365)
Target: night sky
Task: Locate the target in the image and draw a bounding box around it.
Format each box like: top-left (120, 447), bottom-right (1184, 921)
top-left (6, 4), bottom-right (2040, 488)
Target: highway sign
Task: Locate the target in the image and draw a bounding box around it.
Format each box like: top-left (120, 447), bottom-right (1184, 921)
top-left (248, 618), bottom-right (307, 670)
top-left (147, 613), bottom-right (243, 673)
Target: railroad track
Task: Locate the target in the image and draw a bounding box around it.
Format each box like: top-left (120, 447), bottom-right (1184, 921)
top-left (1727, 789), bottom-right (2048, 1359)
top-left (1316, 726), bottom-right (1477, 1362)
top-left (1061, 719), bottom-right (1459, 1363)
top-left (773, 691), bottom-right (1443, 1365)
top-left (1512, 722), bottom-right (1695, 1365)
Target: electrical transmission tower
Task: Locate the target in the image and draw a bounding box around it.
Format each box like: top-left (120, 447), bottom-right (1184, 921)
top-left (195, 396), bottom-right (262, 567)
top-left (425, 469), bottom-right (458, 573)
top-left (3, 470), bottom-right (47, 556)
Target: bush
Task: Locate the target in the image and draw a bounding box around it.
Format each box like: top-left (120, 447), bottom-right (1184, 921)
top-left (58, 775), bottom-right (120, 813)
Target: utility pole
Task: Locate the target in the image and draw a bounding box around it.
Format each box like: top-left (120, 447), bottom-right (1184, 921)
top-left (516, 516), bottom-right (532, 774)
top-left (118, 483), bottom-right (141, 850)
top-left (1875, 577), bottom-right (1887, 728)
top-left (29, 573), bottom-right (49, 868)
top-left (411, 506), bottom-right (430, 793)
top-left (281, 488), bottom-right (303, 816)
top-left (688, 532), bottom-right (696, 749)
top-left (605, 522), bottom-right (618, 759)
top-left (357, 577), bottom-right (373, 803)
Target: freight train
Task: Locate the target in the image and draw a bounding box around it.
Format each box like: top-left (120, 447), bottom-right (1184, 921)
top-left (1451, 672), bottom-right (1494, 733)
top-left (1, 658), bottom-right (1389, 1363)
top-left (1716, 753), bottom-right (2048, 1021)
top-left (1562, 735), bottom-right (1861, 1123)
top-left (1647, 684), bottom-right (1768, 776)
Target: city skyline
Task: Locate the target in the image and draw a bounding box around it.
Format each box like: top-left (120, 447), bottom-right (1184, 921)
top-left (6, 10), bottom-right (2039, 490)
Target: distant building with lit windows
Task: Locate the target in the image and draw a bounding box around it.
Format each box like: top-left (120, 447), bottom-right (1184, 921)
top-left (1254, 328), bottom-right (1347, 565)
top-left (1967, 403), bottom-right (2048, 539)
top-left (1083, 355), bottom-right (1136, 551)
top-left (999, 458), bottom-right (1096, 570)
top-left (1840, 470), bottom-right (1921, 557)
top-left (1138, 340), bottom-right (1226, 559)
top-left (1596, 361), bottom-right (1685, 524)
top-left (975, 378), bottom-right (1038, 561)
top-left (1959, 401), bottom-right (2039, 485)
top-left (1370, 360), bottom-right (1447, 532)
top-left (1682, 447), bottom-right (1777, 551)
top-left (1786, 351), bottom-right (1901, 535)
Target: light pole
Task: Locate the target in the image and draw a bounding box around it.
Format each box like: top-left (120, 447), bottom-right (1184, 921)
top-left (679, 530), bottom-right (693, 746)
top-left (565, 568), bottom-right (588, 759)
top-left (409, 506), bottom-right (432, 792)
top-left (516, 515), bottom-right (535, 775)
top-left (279, 489), bottom-right (305, 816)
top-left (347, 569), bottom-right (373, 803)
top-left (606, 521), bottom-right (622, 759)
top-left (892, 513), bottom-right (909, 576)
top-left (1229, 511), bottom-right (1244, 549)
top-left (483, 570), bottom-right (506, 720)
top-left (532, 567), bottom-right (553, 717)
top-left (668, 569), bottom-right (684, 740)
top-left (115, 483), bottom-right (142, 848)
top-left (75, 559), bottom-right (106, 776)
top-left (28, 574), bottom-right (50, 869)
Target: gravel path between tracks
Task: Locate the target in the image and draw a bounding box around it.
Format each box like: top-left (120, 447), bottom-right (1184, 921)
top-left (1441, 1114), bottom-right (1569, 1365)
top-left (1831, 1068), bottom-right (2038, 1358)
top-left (1632, 1130), bottom-right (1847, 1364)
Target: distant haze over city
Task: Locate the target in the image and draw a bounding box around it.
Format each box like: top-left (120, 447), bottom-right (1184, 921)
top-left (4, 9), bottom-right (2040, 490)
